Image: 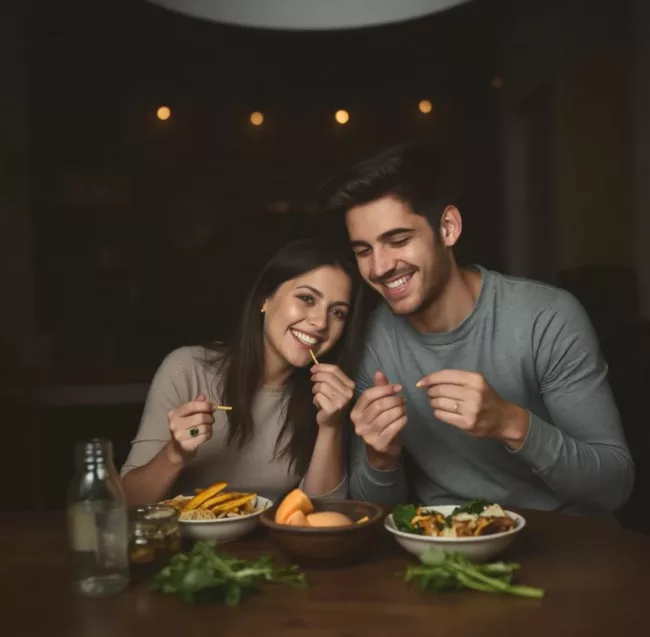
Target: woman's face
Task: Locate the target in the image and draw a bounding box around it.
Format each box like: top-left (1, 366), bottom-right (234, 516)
top-left (262, 265), bottom-right (352, 373)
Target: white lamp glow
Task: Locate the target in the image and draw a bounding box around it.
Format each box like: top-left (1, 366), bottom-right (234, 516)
top-left (145, 1), bottom-right (472, 31)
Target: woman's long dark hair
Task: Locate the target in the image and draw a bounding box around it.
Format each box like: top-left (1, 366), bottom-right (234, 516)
top-left (204, 238), bottom-right (367, 476)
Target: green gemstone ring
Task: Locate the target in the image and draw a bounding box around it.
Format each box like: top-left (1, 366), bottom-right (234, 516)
top-left (189, 427), bottom-right (199, 437)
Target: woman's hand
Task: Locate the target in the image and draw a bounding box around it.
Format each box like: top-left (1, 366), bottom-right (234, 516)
top-left (310, 364), bottom-right (355, 428)
top-left (165, 394), bottom-right (216, 464)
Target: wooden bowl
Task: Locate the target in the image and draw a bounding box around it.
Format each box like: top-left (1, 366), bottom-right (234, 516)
top-left (259, 499), bottom-right (384, 567)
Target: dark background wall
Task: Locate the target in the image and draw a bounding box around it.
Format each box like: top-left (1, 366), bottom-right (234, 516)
top-left (1, 0), bottom-right (648, 532)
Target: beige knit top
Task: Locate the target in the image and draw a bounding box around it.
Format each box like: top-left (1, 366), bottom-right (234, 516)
top-left (121, 346), bottom-right (346, 502)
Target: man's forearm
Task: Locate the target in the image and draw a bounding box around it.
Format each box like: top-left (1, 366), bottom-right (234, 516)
top-left (349, 442), bottom-right (408, 505)
top-left (509, 411), bottom-right (634, 511)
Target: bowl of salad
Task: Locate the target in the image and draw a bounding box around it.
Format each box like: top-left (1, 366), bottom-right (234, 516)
top-left (384, 499), bottom-right (526, 562)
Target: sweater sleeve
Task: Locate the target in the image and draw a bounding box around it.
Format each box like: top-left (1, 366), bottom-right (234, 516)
top-left (508, 291), bottom-right (635, 512)
top-left (120, 347), bottom-right (196, 477)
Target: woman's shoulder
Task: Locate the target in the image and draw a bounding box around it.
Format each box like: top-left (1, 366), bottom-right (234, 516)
top-left (155, 344), bottom-right (228, 382)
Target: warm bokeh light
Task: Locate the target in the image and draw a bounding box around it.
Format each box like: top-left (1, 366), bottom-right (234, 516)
top-left (250, 111), bottom-right (264, 126)
top-left (491, 76), bottom-right (503, 89)
top-left (335, 109), bottom-right (350, 124)
top-left (156, 106), bottom-right (171, 121)
top-left (418, 99), bottom-right (433, 114)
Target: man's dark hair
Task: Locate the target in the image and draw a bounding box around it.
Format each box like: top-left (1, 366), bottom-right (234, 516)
top-left (318, 143), bottom-right (457, 231)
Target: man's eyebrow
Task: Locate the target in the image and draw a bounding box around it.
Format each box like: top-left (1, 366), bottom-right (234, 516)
top-left (350, 228), bottom-right (415, 249)
top-left (377, 228), bottom-right (415, 241)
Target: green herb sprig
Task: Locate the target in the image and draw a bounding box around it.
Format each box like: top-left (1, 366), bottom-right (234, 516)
top-left (405, 549), bottom-right (544, 599)
top-left (150, 541), bottom-right (308, 605)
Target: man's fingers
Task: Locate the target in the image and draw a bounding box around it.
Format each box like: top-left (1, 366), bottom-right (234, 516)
top-left (433, 410), bottom-right (469, 430)
top-left (359, 404), bottom-right (405, 434)
top-left (353, 383), bottom-right (402, 415)
top-left (426, 384), bottom-right (468, 401)
top-left (373, 415), bottom-right (408, 451)
top-left (416, 369), bottom-right (478, 389)
top-left (374, 370), bottom-right (390, 387)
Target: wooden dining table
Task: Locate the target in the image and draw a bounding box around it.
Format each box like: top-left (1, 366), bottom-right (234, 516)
top-left (1, 508), bottom-right (649, 637)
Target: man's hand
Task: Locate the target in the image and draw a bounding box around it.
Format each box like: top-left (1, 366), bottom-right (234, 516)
top-left (416, 370), bottom-right (529, 450)
top-left (351, 371), bottom-right (407, 469)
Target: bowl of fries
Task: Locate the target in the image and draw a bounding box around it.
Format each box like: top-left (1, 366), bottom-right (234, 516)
top-left (160, 481), bottom-right (272, 544)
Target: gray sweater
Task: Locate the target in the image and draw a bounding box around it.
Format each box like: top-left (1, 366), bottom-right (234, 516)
top-left (349, 265), bottom-right (634, 516)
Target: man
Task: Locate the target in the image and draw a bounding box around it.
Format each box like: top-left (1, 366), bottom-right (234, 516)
top-left (319, 143), bottom-right (634, 516)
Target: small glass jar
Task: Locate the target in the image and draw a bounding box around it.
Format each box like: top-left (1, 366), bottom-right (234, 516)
top-left (128, 505), bottom-right (181, 580)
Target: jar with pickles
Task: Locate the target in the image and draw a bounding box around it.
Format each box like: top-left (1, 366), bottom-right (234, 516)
top-left (128, 505), bottom-right (181, 580)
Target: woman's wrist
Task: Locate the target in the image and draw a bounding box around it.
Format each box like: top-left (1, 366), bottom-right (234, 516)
top-left (164, 440), bottom-right (190, 468)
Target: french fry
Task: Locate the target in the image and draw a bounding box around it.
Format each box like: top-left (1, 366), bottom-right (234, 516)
top-left (210, 493), bottom-right (256, 516)
top-left (356, 516), bottom-right (369, 524)
top-left (183, 481), bottom-right (228, 511)
top-left (200, 492), bottom-right (245, 510)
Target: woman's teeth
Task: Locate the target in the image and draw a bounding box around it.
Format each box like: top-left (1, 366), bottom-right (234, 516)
top-left (385, 274), bottom-right (411, 289)
top-left (291, 329), bottom-right (318, 346)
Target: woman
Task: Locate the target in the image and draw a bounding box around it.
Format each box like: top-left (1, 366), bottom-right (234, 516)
top-left (121, 238), bottom-right (366, 506)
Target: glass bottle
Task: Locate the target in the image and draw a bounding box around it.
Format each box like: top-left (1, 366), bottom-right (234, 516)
top-left (66, 438), bottom-right (130, 596)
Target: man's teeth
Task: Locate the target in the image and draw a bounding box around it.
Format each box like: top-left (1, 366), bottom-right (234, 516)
top-left (384, 275), bottom-right (411, 289)
top-left (291, 329), bottom-right (318, 346)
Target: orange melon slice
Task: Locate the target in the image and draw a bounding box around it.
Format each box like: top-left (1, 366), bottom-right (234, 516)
top-left (275, 488), bottom-right (314, 523)
top-left (285, 509), bottom-right (310, 527)
top-left (305, 511), bottom-right (353, 527)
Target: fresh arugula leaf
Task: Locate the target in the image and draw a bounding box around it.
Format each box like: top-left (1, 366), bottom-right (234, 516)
top-left (445, 498), bottom-right (491, 526)
top-left (392, 504), bottom-right (423, 534)
top-left (150, 541), bottom-right (308, 605)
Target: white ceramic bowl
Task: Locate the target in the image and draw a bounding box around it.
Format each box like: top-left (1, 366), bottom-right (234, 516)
top-left (384, 504), bottom-right (526, 562)
top-left (179, 496), bottom-right (273, 544)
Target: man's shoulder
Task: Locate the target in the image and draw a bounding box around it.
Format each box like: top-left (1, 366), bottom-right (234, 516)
top-left (486, 268), bottom-right (581, 317)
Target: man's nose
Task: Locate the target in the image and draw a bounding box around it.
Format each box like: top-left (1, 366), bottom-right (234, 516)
top-left (371, 248), bottom-right (396, 280)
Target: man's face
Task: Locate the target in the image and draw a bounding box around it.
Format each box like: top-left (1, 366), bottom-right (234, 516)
top-left (345, 195), bottom-right (454, 317)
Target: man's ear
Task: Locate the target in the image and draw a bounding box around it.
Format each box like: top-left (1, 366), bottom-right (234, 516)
top-left (438, 205), bottom-right (462, 247)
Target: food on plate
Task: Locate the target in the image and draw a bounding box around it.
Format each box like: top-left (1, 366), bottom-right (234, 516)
top-left (305, 511), bottom-right (354, 527)
top-left (404, 548), bottom-right (544, 598)
top-left (274, 489), bottom-right (362, 527)
top-left (275, 488), bottom-right (314, 524)
top-left (150, 540), bottom-right (307, 605)
top-left (159, 481), bottom-right (259, 521)
top-left (393, 499), bottom-right (518, 538)
top-left (183, 481), bottom-right (228, 511)
top-left (285, 510), bottom-right (310, 526)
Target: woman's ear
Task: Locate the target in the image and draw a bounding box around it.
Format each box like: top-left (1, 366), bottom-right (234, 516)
top-left (261, 300), bottom-right (267, 313)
